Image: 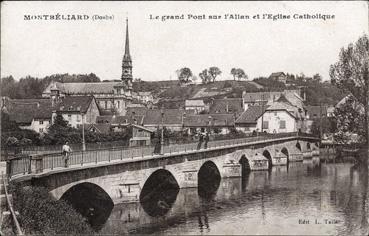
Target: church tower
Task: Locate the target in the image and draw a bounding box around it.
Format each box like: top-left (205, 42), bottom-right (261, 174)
top-left (121, 18), bottom-right (133, 84)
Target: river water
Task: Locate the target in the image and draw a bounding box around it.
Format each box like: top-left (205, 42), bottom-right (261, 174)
top-left (88, 158), bottom-right (368, 235)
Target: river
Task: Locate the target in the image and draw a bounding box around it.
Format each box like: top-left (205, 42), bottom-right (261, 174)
top-left (83, 158), bottom-right (369, 235)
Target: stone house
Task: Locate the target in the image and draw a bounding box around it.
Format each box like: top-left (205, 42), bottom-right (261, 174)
top-left (53, 96), bottom-right (100, 129)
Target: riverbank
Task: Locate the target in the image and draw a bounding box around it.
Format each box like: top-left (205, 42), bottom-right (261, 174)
top-left (10, 185), bottom-right (93, 235)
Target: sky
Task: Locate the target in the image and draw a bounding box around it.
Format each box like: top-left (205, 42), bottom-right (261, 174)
top-left (1, 1), bottom-right (368, 82)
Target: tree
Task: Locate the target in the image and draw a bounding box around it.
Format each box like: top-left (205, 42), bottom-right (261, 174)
top-left (231, 68), bottom-right (247, 81)
top-left (330, 34), bottom-right (369, 143)
top-left (199, 69), bottom-right (211, 84)
top-left (333, 96), bottom-right (366, 143)
top-left (177, 67), bottom-right (193, 84)
top-left (208, 67), bottom-right (222, 83)
top-left (236, 68), bottom-right (247, 81)
top-left (230, 68), bottom-right (237, 80)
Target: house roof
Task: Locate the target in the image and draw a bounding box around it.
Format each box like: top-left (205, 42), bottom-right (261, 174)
top-left (209, 98), bottom-right (243, 115)
top-left (130, 124), bottom-right (154, 133)
top-left (242, 90), bottom-right (304, 109)
top-left (269, 72), bottom-right (286, 78)
top-left (87, 123), bottom-right (111, 134)
top-left (143, 109), bottom-right (188, 125)
top-left (266, 101), bottom-right (301, 119)
top-left (6, 99), bottom-right (53, 124)
top-left (183, 114), bottom-right (235, 127)
top-left (185, 99), bottom-right (205, 107)
top-left (235, 105), bottom-right (268, 124)
top-left (96, 115), bottom-right (144, 125)
top-left (56, 96), bottom-right (96, 113)
top-left (44, 82), bottom-right (122, 95)
top-left (126, 107), bottom-right (148, 116)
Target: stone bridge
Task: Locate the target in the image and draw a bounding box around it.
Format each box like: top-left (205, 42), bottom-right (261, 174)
top-left (9, 133), bottom-right (319, 205)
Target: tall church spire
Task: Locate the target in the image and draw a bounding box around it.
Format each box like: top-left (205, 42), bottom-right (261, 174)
top-left (122, 17), bottom-right (133, 83)
top-left (124, 18), bottom-right (131, 60)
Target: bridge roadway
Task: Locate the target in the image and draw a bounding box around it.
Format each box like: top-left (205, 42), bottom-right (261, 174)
top-left (8, 133), bottom-right (319, 204)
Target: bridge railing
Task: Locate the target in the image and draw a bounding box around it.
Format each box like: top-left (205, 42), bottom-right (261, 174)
top-left (7, 132), bottom-right (318, 178)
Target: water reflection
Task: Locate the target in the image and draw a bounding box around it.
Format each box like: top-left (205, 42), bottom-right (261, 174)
top-left (198, 161), bottom-right (221, 200)
top-left (140, 169), bottom-right (179, 217)
top-left (60, 182), bottom-right (113, 231)
top-left (91, 156), bottom-right (369, 235)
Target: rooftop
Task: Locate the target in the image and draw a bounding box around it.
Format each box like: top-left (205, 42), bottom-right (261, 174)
top-left (235, 105), bottom-right (268, 124)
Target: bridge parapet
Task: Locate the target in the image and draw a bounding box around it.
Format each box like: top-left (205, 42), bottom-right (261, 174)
top-left (8, 132), bottom-right (319, 181)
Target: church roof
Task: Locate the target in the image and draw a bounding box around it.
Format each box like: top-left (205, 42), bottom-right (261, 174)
top-left (44, 82), bottom-right (121, 95)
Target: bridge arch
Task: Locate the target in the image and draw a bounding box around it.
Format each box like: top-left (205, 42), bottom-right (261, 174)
top-left (198, 161), bottom-right (221, 199)
top-left (139, 169), bottom-right (180, 217)
top-left (239, 155), bottom-right (251, 177)
top-left (60, 182), bottom-right (114, 231)
top-left (281, 147), bottom-right (289, 163)
top-left (296, 142), bottom-right (302, 152)
top-left (262, 150), bottom-right (273, 168)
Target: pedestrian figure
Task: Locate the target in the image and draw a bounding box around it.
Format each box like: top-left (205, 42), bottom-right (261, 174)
top-left (204, 132), bottom-right (209, 149)
top-left (197, 133), bottom-right (203, 150)
top-left (62, 142), bottom-right (72, 167)
top-left (153, 135), bottom-right (161, 155)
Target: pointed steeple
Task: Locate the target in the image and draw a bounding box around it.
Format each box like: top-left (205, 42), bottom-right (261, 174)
top-left (122, 17), bottom-right (133, 83)
top-left (124, 18), bottom-right (131, 60)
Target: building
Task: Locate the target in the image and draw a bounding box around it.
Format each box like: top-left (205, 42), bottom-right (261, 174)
top-left (306, 105), bottom-right (328, 120)
top-left (53, 96), bottom-right (100, 128)
top-left (42, 19), bottom-right (152, 115)
top-left (235, 105), bottom-right (267, 133)
top-left (208, 98), bottom-right (244, 117)
top-left (241, 89), bottom-right (305, 111)
top-left (269, 72), bottom-right (287, 84)
top-left (2, 98), bottom-right (53, 134)
top-left (236, 94), bottom-right (307, 134)
top-left (129, 124), bottom-right (153, 147)
top-left (185, 99), bottom-right (206, 114)
top-left (183, 113), bottom-right (235, 135)
top-left (142, 109), bottom-right (191, 132)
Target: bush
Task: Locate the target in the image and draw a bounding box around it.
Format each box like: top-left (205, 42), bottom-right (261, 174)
top-left (12, 185), bottom-right (93, 235)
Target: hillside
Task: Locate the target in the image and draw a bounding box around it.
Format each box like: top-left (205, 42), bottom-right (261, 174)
top-left (133, 80), bottom-right (261, 109)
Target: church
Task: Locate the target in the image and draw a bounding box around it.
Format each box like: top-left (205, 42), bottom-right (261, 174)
top-left (42, 19), bottom-right (149, 116)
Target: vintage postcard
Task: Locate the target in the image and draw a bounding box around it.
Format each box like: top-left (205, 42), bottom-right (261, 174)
top-left (1, 1), bottom-right (368, 235)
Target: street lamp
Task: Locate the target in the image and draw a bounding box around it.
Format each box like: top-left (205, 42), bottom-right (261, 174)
top-left (261, 94), bottom-right (265, 134)
top-left (160, 108), bottom-right (164, 155)
top-left (82, 113), bottom-right (86, 151)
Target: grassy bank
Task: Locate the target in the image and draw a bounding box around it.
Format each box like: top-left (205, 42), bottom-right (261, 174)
top-left (11, 185), bottom-right (94, 235)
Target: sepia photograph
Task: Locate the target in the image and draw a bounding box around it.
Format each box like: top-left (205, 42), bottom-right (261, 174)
top-left (0, 1), bottom-right (368, 235)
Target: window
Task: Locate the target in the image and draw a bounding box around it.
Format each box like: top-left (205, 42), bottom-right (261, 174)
top-left (280, 120), bottom-right (286, 129)
top-left (117, 101), bottom-right (120, 109)
top-left (39, 128), bottom-right (43, 133)
top-left (105, 101), bottom-right (107, 109)
top-left (274, 112), bottom-right (277, 116)
top-left (262, 121), bottom-right (269, 129)
top-left (39, 120), bottom-right (44, 125)
top-left (77, 115), bottom-right (81, 122)
top-left (68, 115), bottom-right (72, 121)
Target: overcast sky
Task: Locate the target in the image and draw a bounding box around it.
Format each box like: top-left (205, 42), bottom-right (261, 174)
top-left (1, 1), bottom-right (368, 82)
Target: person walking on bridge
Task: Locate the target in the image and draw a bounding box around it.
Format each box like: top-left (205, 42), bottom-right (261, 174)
top-left (62, 142), bottom-right (72, 167)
